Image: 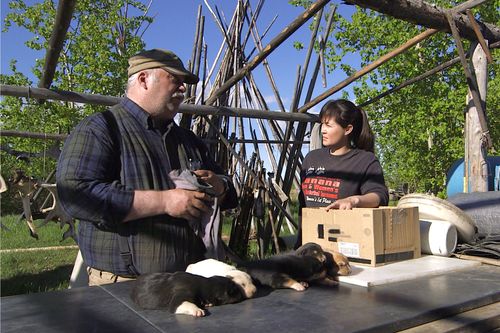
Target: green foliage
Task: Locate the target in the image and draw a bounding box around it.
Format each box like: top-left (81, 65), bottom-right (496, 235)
top-left (288, 0), bottom-right (312, 8)
top-left (293, 0), bottom-right (500, 195)
top-left (293, 41), bottom-right (305, 50)
top-left (1, 0), bottom-right (152, 213)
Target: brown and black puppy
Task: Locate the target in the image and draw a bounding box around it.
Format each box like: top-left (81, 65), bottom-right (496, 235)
top-left (294, 242), bottom-right (327, 262)
top-left (236, 252), bottom-right (327, 291)
top-left (130, 271), bottom-right (245, 317)
top-left (327, 251), bottom-right (352, 276)
top-left (295, 242), bottom-right (351, 286)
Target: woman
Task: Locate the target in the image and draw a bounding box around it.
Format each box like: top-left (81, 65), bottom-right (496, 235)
top-left (295, 99), bottom-right (389, 247)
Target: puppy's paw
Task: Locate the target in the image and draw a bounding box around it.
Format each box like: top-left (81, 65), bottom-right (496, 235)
top-left (319, 277), bottom-right (339, 286)
top-left (175, 301), bottom-right (206, 317)
top-left (290, 281), bottom-right (307, 291)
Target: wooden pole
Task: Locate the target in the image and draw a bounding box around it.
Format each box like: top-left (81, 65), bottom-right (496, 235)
top-left (344, 0), bottom-right (500, 43)
top-left (446, 11), bottom-right (492, 148)
top-left (0, 130), bottom-right (306, 144)
top-left (298, 0), bottom-right (498, 113)
top-left (180, 5), bottom-right (204, 129)
top-left (359, 41), bottom-right (500, 108)
top-left (280, 5), bottom-right (334, 192)
top-left (297, 28), bottom-right (439, 113)
top-left (246, 10), bottom-right (295, 182)
top-left (466, 9), bottom-right (494, 63)
top-left (359, 57), bottom-right (460, 107)
top-left (277, 7), bottom-right (337, 239)
top-left (38, 0), bottom-right (77, 89)
top-left (1, 130), bottom-right (67, 140)
top-left (277, 6), bottom-right (328, 193)
top-left (453, 253), bottom-right (500, 266)
top-left (466, 42), bottom-right (489, 192)
top-left (246, 74), bottom-right (282, 174)
top-left (286, 5), bottom-right (336, 181)
top-left (205, 0), bottom-right (329, 105)
top-left (247, 8), bottom-right (286, 113)
top-left (0, 84), bottom-right (318, 122)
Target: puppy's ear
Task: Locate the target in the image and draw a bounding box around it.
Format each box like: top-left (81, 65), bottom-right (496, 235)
top-left (226, 281), bottom-right (245, 301)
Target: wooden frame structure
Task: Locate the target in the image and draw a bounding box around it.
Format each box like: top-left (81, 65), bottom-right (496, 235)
top-left (1, 0), bottom-right (498, 257)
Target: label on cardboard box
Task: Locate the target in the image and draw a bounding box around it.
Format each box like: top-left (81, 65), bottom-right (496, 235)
top-left (338, 242), bottom-right (360, 258)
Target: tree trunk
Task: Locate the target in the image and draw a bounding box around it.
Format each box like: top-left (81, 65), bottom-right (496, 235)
top-left (345, 0), bottom-right (500, 43)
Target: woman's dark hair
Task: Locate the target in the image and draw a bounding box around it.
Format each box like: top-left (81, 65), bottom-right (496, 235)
top-left (319, 99), bottom-right (374, 152)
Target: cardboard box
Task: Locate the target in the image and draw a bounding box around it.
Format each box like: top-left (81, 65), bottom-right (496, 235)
top-left (302, 207), bottom-right (420, 267)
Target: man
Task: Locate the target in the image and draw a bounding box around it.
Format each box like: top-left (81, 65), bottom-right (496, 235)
top-left (57, 49), bottom-right (237, 285)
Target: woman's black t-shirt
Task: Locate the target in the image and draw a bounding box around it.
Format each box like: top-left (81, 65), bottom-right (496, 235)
top-left (299, 148), bottom-right (389, 208)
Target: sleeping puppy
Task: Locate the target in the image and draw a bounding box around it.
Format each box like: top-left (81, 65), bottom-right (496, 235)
top-left (296, 242), bottom-right (352, 275)
top-left (186, 259), bottom-right (257, 299)
top-left (294, 242), bottom-right (327, 262)
top-left (295, 242), bottom-right (351, 286)
top-left (130, 271), bottom-right (245, 317)
top-left (236, 253), bottom-right (327, 291)
top-left (327, 251), bottom-right (352, 276)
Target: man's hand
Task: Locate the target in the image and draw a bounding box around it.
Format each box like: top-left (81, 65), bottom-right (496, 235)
top-left (193, 170), bottom-right (227, 197)
top-left (124, 189), bottom-right (213, 222)
top-left (162, 188), bottom-right (214, 221)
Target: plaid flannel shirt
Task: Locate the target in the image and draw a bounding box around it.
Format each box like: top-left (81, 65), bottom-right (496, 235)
top-left (57, 98), bottom-right (236, 275)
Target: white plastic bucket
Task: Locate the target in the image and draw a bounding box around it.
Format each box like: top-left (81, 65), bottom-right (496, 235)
top-left (420, 219), bottom-right (458, 257)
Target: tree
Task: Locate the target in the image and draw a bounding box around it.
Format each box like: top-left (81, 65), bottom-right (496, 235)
top-left (1, 0), bottom-right (153, 214)
top-left (291, 0), bottom-right (499, 196)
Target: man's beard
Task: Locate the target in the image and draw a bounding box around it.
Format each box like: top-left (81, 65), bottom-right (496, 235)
top-left (156, 93), bottom-right (185, 119)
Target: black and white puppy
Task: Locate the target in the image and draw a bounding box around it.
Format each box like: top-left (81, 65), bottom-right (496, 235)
top-left (236, 251), bottom-right (327, 291)
top-left (130, 271), bottom-right (245, 317)
top-left (186, 259), bottom-right (257, 298)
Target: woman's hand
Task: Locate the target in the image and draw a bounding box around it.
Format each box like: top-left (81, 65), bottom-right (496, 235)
top-left (324, 192), bottom-right (381, 211)
top-left (325, 196), bottom-right (360, 210)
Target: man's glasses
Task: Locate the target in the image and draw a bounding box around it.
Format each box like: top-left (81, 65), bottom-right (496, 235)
top-left (163, 70), bottom-right (184, 86)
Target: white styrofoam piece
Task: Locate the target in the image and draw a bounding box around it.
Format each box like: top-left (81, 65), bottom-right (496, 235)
top-left (397, 193), bottom-right (476, 243)
top-left (338, 255), bottom-right (481, 287)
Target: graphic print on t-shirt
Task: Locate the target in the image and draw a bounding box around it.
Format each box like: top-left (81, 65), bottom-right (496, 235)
top-left (301, 176), bottom-right (341, 205)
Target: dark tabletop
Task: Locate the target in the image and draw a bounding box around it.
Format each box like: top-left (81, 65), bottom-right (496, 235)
top-left (2, 265), bottom-right (500, 333)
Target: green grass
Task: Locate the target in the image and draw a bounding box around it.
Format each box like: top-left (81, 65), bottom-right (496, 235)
top-left (1, 215), bottom-right (78, 297)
